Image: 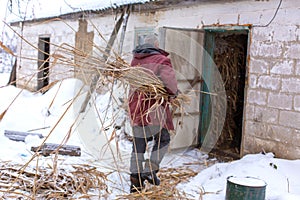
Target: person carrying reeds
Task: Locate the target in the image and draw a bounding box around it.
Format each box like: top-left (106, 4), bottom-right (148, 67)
top-left (128, 33), bottom-right (179, 193)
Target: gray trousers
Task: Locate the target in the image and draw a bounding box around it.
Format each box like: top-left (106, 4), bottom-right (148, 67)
top-left (129, 126), bottom-right (170, 176)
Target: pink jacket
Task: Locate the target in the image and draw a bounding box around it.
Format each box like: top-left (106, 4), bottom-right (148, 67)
top-left (128, 44), bottom-right (178, 131)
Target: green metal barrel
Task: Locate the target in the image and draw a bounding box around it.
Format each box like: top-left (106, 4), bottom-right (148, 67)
top-left (225, 176), bottom-right (267, 200)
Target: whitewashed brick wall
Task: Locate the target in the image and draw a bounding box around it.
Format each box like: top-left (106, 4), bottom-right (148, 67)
top-left (243, 0), bottom-right (300, 159)
top-left (15, 20), bottom-right (79, 90)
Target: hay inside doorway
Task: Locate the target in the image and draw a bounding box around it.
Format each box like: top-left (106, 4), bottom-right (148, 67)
top-left (201, 28), bottom-right (249, 159)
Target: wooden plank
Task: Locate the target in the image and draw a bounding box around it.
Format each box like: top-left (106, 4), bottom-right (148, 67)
top-left (31, 143), bottom-right (81, 157)
top-left (4, 130), bottom-right (44, 142)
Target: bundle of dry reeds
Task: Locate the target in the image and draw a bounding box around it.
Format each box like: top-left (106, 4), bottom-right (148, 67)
top-left (17, 39), bottom-right (191, 113)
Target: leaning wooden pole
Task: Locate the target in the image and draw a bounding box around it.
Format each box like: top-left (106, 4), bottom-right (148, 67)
top-left (79, 6), bottom-right (130, 113)
top-left (118, 5), bottom-right (131, 55)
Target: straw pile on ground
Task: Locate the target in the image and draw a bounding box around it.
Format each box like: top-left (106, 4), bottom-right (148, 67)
top-left (0, 162), bottom-right (107, 199)
top-left (0, 160), bottom-right (204, 199)
top-left (117, 167), bottom-right (198, 200)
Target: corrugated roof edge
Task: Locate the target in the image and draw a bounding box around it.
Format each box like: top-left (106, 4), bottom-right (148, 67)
top-left (9, 0), bottom-right (155, 24)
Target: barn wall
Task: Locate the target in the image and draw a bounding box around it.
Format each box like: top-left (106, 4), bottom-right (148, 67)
top-left (241, 1), bottom-right (300, 159)
top-left (14, 0), bottom-right (300, 158)
top-left (126, 0), bottom-right (300, 159)
top-left (15, 19), bottom-right (78, 90)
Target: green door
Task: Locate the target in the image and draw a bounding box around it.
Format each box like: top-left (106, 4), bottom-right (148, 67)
top-left (199, 31), bottom-right (215, 147)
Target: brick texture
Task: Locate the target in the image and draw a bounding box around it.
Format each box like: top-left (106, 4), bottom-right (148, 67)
top-left (279, 111), bottom-right (300, 129)
top-left (247, 89), bottom-right (267, 106)
top-left (268, 92), bottom-right (293, 110)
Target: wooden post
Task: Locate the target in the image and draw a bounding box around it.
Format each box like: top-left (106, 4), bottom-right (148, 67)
top-left (74, 18), bottom-right (95, 84)
top-left (118, 5), bottom-right (131, 55)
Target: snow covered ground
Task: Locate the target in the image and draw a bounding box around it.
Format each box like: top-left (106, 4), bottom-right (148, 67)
top-left (0, 74), bottom-right (300, 199)
top-left (0, 72), bottom-right (10, 86)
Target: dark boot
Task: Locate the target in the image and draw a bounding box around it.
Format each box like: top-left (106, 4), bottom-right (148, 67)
top-left (130, 174), bottom-right (145, 193)
top-left (141, 159), bottom-right (160, 185)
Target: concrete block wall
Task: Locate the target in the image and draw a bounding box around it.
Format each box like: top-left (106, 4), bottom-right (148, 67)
top-left (127, 0), bottom-right (300, 159)
top-left (243, 1), bottom-right (300, 159)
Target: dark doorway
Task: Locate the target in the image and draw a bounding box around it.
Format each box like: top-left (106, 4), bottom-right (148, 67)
top-left (200, 28), bottom-right (249, 159)
top-left (214, 31), bottom-right (248, 155)
top-left (37, 37), bottom-right (50, 91)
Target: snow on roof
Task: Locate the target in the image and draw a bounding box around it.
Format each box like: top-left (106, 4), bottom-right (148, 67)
top-left (7, 0), bottom-right (153, 23)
